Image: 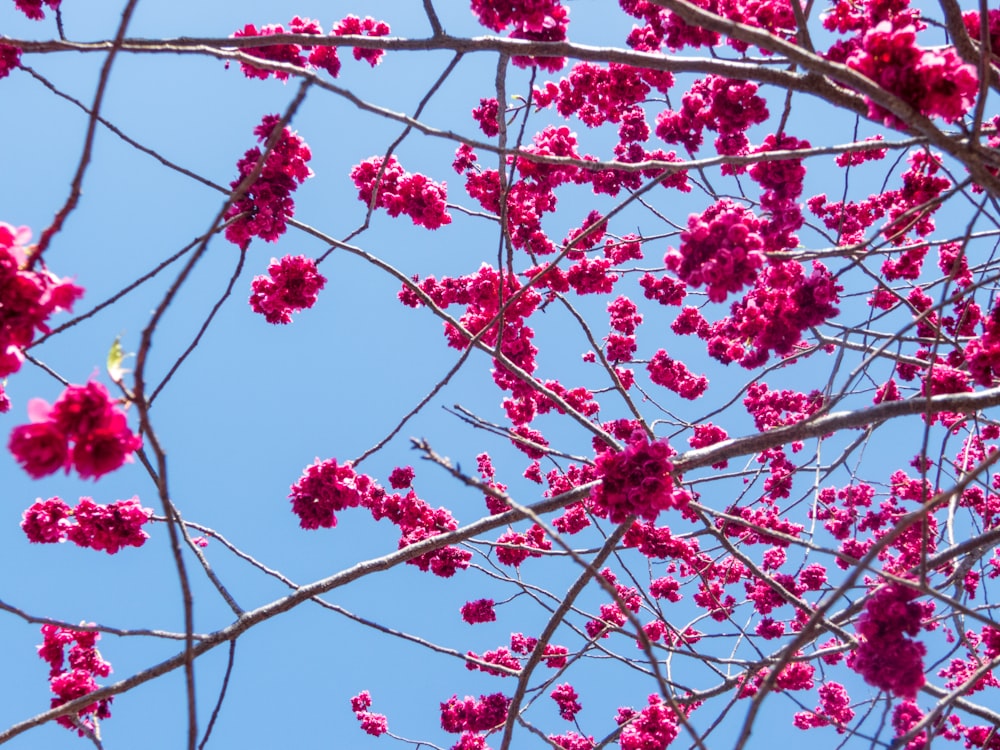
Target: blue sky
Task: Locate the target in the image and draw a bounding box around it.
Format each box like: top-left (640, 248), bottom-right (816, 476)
top-left (1, 1), bottom-right (994, 749)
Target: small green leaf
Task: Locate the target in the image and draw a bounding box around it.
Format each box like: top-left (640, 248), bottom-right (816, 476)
top-left (106, 335), bottom-right (132, 383)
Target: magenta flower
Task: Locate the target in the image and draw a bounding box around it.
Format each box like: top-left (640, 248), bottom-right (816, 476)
top-left (249, 255), bottom-right (326, 324)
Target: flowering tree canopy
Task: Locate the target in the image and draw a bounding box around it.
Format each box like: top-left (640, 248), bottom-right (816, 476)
top-left (3, 0), bottom-right (1000, 748)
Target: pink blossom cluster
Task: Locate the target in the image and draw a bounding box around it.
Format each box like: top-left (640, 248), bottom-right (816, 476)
top-left (655, 75), bottom-right (769, 156)
top-left (466, 633), bottom-right (569, 678)
top-left (848, 583), bottom-right (927, 699)
top-left (37, 624), bottom-right (112, 735)
top-left (13, 0), bottom-right (59, 20)
top-left (224, 114), bottom-right (313, 249)
top-left (249, 254), bottom-right (326, 324)
top-left (621, 0), bottom-right (797, 54)
top-left (398, 263), bottom-right (582, 457)
top-left (723, 503), bottom-right (804, 548)
top-left (9, 380), bottom-right (141, 480)
top-left (350, 691), bottom-right (388, 737)
top-left (232, 15), bottom-right (389, 81)
top-left (531, 61), bottom-right (673, 128)
top-left (699, 260), bottom-right (840, 367)
top-left (966, 306), bottom-right (1000, 386)
top-left (550, 683), bottom-right (581, 721)
top-left (792, 682), bottom-right (856, 731)
top-left (590, 432), bottom-right (685, 523)
top-left (0, 222), bottom-right (83, 396)
top-left (748, 134), bottom-right (810, 251)
top-left (665, 199), bottom-right (765, 302)
top-left (461, 598), bottom-right (496, 624)
top-left (470, 0), bottom-right (570, 71)
top-left (605, 295), bottom-right (642, 362)
top-left (288, 457), bottom-right (471, 577)
top-left (688, 422), bottom-right (729, 468)
top-left (835, 135), bottom-right (887, 166)
top-left (548, 732), bottom-right (595, 749)
top-left (809, 150), bottom-right (950, 248)
top-left (0, 42), bottom-right (21, 79)
top-left (647, 350), bottom-right (708, 399)
top-left (21, 496), bottom-right (151, 553)
top-left (494, 525), bottom-right (551, 567)
top-left (617, 695), bottom-right (679, 750)
top-left (350, 155), bottom-right (452, 229)
top-left (846, 20), bottom-right (978, 128)
top-left (744, 383), bottom-right (823, 432)
top-left (440, 692), bottom-right (510, 733)
top-left (963, 10), bottom-right (1000, 58)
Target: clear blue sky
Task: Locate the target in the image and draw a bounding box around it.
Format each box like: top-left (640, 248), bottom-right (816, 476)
top-left (0, 1), bottom-right (988, 748)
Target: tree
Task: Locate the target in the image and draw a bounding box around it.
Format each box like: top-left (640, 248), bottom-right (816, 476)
top-left (2, 0), bottom-right (1000, 747)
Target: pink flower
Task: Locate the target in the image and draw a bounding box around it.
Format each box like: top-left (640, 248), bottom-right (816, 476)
top-left (666, 199), bottom-right (764, 302)
top-left (224, 115), bottom-right (313, 249)
top-left (618, 695), bottom-right (679, 750)
top-left (461, 599), bottom-right (497, 624)
top-left (847, 21), bottom-right (978, 128)
top-left (232, 22), bottom-right (309, 80)
top-left (14, 0), bottom-right (60, 20)
top-left (9, 420), bottom-right (69, 478)
top-left (350, 155), bottom-right (452, 229)
top-left (288, 457), bottom-right (365, 529)
top-left (0, 222), bottom-right (84, 378)
top-left (65, 497), bottom-right (151, 553)
top-left (350, 691), bottom-right (388, 737)
top-left (37, 625), bottom-right (113, 735)
top-left (0, 43), bottom-right (21, 78)
top-left (22, 496), bottom-right (151, 553)
top-left (249, 255), bottom-right (326, 324)
top-left (551, 683), bottom-right (582, 721)
top-left (647, 351), bottom-right (708, 400)
top-left (9, 381), bottom-right (142, 480)
top-left (848, 583), bottom-right (927, 699)
top-left (21, 497), bottom-right (72, 543)
top-left (333, 15), bottom-right (391, 66)
top-left (71, 413), bottom-right (143, 479)
top-left (590, 432), bottom-right (683, 523)
top-left (440, 693), bottom-right (510, 733)
top-left (388, 465), bottom-right (415, 489)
